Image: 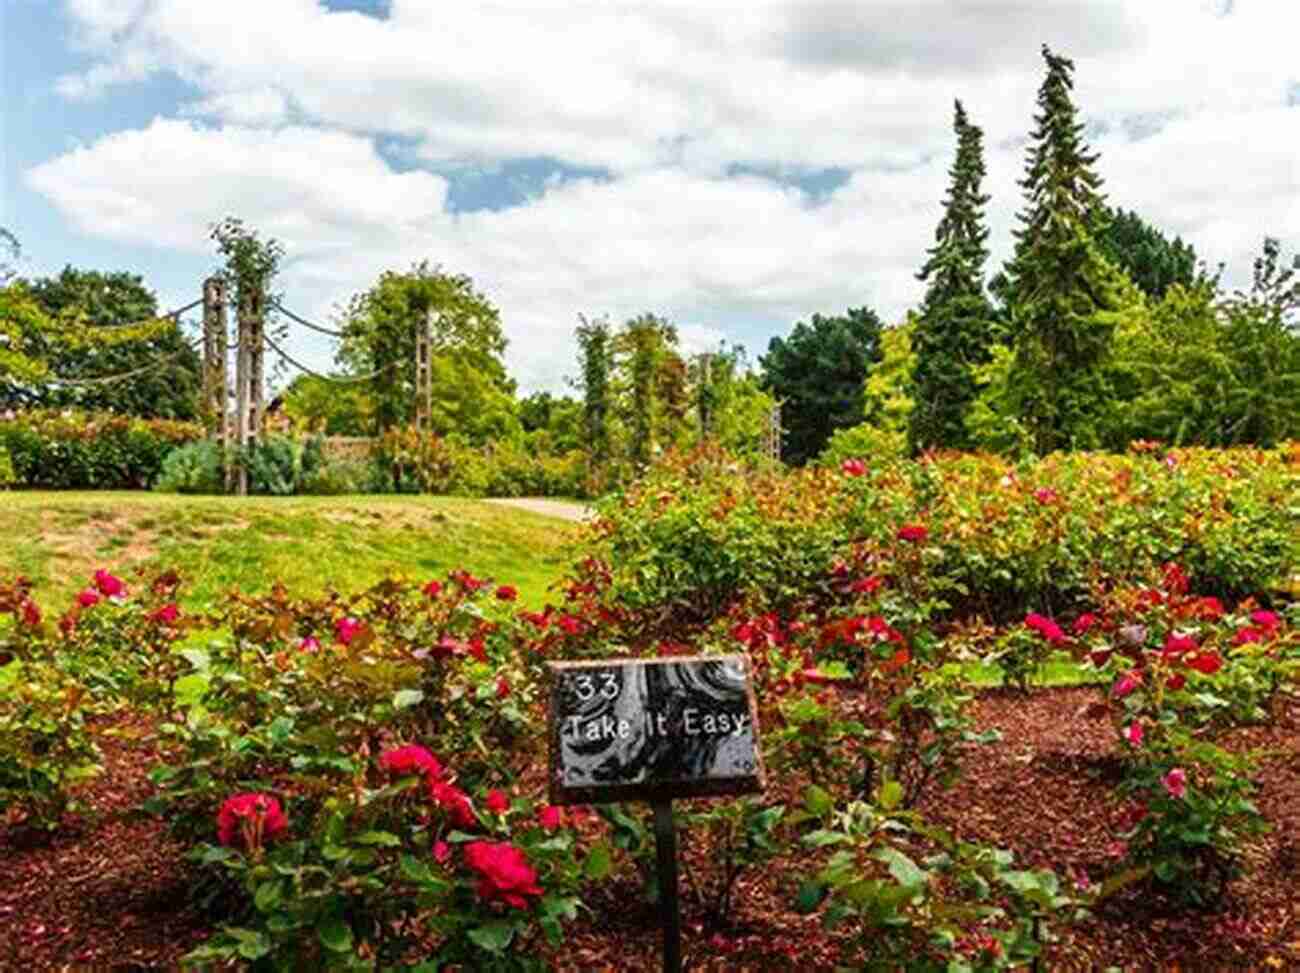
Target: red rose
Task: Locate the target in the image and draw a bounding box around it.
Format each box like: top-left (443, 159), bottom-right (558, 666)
top-left (1162, 633), bottom-right (1198, 658)
top-left (93, 570), bottom-right (125, 598)
top-left (19, 599), bottom-right (41, 628)
top-left (1025, 612), bottom-right (1066, 645)
top-left (849, 576), bottom-right (883, 595)
top-left (1195, 597), bottom-right (1224, 621)
top-left (496, 585), bottom-right (518, 602)
top-left (433, 840), bottom-right (451, 864)
top-left (841, 458), bottom-right (866, 477)
top-left (1034, 487), bottom-right (1058, 505)
top-left (1113, 673), bottom-right (1141, 698)
top-left (1233, 627), bottom-right (1263, 646)
top-left (557, 615), bottom-right (582, 636)
top-left (1166, 673), bottom-right (1186, 691)
top-left (897, 524), bottom-right (928, 543)
top-left (538, 805), bottom-right (564, 831)
top-left (1186, 652), bottom-right (1223, 675)
top-left (379, 744), bottom-right (444, 780)
top-left (149, 602), bottom-right (179, 625)
top-left (430, 780), bottom-right (477, 829)
top-left (423, 579), bottom-right (442, 598)
top-left (485, 789), bottom-right (510, 814)
top-left (217, 793), bottom-right (288, 852)
top-left (463, 841), bottom-right (543, 909)
top-left (496, 677), bottom-right (510, 699)
top-left (1072, 613), bottom-right (1098, 636)
top-left (77, 588), bottom-right (101, 608)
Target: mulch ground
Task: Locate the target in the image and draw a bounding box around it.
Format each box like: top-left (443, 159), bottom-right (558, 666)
top-left (4, 689), bottom-right (1298, 971)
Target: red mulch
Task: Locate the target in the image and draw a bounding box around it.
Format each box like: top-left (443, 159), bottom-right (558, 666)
top-left (4, 689), bottom-right (1299, 971)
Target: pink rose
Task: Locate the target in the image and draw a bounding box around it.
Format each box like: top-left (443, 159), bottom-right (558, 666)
top-left (1025, 612), bottom-right (1066, 645)
top-left (149, 602), bottom-right (180, 625)
top-left (433, 840), bottom-right (451, 864)
top-left (299, 636), bottom-right (321, 653)
top-left (1162, 768), bottom-right (1187, 800)
top-left (1250, 610), bottom-right (1280, 631)
top-left (1113, 673), bottom-right (1140, 698)
top-left (1072, 613), bottom-right (1098, 636)
top-left (335, 616), bottom-right (362, 645)
top-left (379, 744), bottom-right (444, 781)
top-left (93, 570), bottom-right (126, 598)
top-left (485, 789), bottom-right (510, 815)
top-left (1125, 721), bottom-right (1144, 747)
top-left (463, 841), bottom-right (542, 909)
top-left (77, 588), bottom-right (101, 608)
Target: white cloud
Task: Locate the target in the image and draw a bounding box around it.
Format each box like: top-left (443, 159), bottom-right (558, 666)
top-left (25, 0), bottom-right (1300, 393)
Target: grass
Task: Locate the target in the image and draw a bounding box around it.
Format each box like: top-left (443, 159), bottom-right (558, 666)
top-left (1, 492), bottom-right (584, 610)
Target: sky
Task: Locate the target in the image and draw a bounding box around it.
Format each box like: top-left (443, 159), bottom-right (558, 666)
top-left (2, 0), bottom-right (1297, 395)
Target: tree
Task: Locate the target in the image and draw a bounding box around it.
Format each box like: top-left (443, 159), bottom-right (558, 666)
top-left (1091, 205), bottom-right (1206, 301)
top-left (996, 45), bottom-right (1140, 454)
top-left (613, 313), bottom-right (680, 466)
top-left (519, 391), bottom-right (583, 452)
top-left (23, 267), bottom-right (202, 418)
top-left (279, 372), bottom-right (374, 435)
top-left (0, 228), bottom-right (19, 285)
top-left (574, 315), bottom-right (613, 461)
top-left (760, 307), bottom-right (883, 465)
top-left (865, 321), bottom-right (918, 448)
top-left (909, 100), bottom-right (998, 453)
top-left (336, 262), bottom-right (513, 438)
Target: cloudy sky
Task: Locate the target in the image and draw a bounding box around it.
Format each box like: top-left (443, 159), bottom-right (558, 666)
top-left (2, 0), bottom-right (1297, 393)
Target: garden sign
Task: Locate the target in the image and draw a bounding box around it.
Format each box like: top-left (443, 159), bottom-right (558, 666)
top-left (547, 655), bottom-right (765, 972)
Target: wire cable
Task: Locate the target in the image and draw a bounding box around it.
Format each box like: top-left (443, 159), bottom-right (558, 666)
top-left (262, 330), bottom-right (394, 384)
top-left (270, 300), bottom-right (346, 338)
top-left (42, 348), bottom-right (194, 386)
top-left (82, 298), bottom-right (205, 332)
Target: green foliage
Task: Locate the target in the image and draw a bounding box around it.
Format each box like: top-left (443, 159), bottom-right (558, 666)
top-left (280, 373), bottom-right (374, 436)
top-left (0, 409), bottom-right (203, 489)
top-left (1092, 205), bottom-right (1206, 301)
top-left (910, 102), bottom-right (998, 453)
top-left (586, 445), bottom-right (1299, 629)
top-left (155, 440), bottom-right (226, 494)
top-left (21, 267), bottom-right (201, 419)
top-left (995, 46), bottom-right (1140, 454)
top-left (0, 445), bottom-right (14, 489)
top-left (798, 791), bottom-right (1086, 969)
top-left (614, 313), bottom-right (683, 466)
top-left (337, 261), bottom-right (514, 438)
top-left (518, 392), bottom-right (583, 452)
top-left (761, 306), bottom-right (884, 465)
top-left (574, 315), bottom-right (613, 462)
top-left (240, 434), bottom-right (328, 496)
top-left (371, 428), bottom-right (587, 499)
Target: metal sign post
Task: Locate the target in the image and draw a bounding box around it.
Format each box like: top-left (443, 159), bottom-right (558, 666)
top-left (547, 655), bottom-right (765, 973)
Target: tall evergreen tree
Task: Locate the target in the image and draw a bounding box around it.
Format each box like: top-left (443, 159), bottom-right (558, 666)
top-left (998, 45), bottom-right (1138, 454)
top-left (1091, 205), bottom-right (1204, 301)
top-left (574, 315), bottom-right (612, 461)
top-left (909, 100), bottom-right (997, 452)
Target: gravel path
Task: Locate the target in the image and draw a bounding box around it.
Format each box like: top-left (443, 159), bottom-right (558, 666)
top-left (485, 497), bottom-right (594, 522)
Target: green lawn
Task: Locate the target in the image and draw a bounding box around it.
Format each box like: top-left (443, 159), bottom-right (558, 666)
top-left (1, 492), bottom-right (584, 610)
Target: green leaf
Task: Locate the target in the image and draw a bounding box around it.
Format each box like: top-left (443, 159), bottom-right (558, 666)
top-left (254, 879), bottom-right (283, 913)
top-left (401, 853), bottom-right (435, 883)
top-left (354, 830), bottom-right (401, 847)
top-left (393, 689), bottom-right (425, 709)
top-left (317, 917), bottom-right (354, 953)
top-left (468, 921), bottom-right (515, 953)
top-left (793, 878), bottom-right (826, 914)
top-left (804, 784), bottom-right (833, 817)
top-left (584, 843), bottom-right (612, 879)
top-left (878, 779), bottom-right (904, 811)
top-left (180, 648), bottom-right (211, 671)
top-left (874, 846), bottom-right (928, 891)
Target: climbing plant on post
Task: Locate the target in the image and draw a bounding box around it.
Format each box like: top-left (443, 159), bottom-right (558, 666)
top-left (575, 315), bottom-right (612, 463)
top-left (211, 217), bottom-right (283, 494)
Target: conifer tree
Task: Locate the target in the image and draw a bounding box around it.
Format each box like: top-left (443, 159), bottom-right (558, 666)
top-left (998, 45), bottom-right (1138, 454)
top-left (909, 100), bottom-right (997, 452)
